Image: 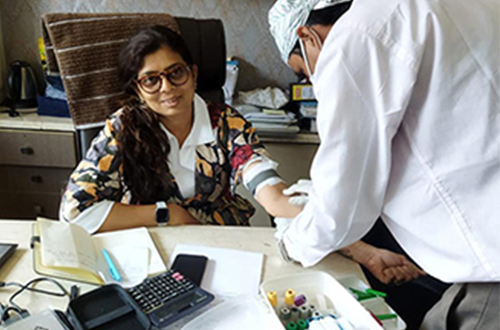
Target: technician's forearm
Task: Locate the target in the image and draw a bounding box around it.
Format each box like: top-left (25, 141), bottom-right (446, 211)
top-left (255, 182), bottom-right (303, 218)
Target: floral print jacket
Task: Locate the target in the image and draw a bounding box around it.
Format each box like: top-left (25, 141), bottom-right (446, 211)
top-left (60, 101), bottom-right (274, 226)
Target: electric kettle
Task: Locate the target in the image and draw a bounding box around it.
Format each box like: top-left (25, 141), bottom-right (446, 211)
top-left (7, 61), bottom-right (38, 109)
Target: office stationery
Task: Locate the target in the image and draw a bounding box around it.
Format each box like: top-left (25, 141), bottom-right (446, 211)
top-left (101, 248), bottom-right (122, 282)
top-left (171, 254), bottom-right (208, 286)
top-left (181, 295), bottom-right (282, 330)
top-left (31, 218), bottom-right (165, 285)
top-left (169, 244), bottom-right (264, 298)
top-left (0, 243), bottom-right (17, 270)
top-left (127, 269), bottom-right (214, 328)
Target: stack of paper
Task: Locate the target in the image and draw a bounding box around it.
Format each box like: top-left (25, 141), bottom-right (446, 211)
top-left (242, 109), bottom-right (299, 136)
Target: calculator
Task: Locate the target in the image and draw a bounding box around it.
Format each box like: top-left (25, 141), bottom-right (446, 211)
top-left (127, 270), bottom-right (215, 328)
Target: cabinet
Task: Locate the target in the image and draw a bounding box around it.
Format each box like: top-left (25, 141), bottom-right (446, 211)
top-left (0, 113), bottom-right (76, 219)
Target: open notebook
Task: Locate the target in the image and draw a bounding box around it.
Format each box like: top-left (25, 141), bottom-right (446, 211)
top-left (32, 218), bottom-right (166, 285)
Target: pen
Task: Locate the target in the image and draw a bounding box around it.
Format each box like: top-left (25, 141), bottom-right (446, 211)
top-left (102, 248), bottom-right (122, 282)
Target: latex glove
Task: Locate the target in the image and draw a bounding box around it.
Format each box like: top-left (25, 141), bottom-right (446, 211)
top-left (283, 179), bottom-right (312, 206)
top-left (273, 217), bottom-right (293, 240)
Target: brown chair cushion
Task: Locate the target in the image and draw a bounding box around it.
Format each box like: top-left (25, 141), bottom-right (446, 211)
top-left (42, 13), bottom-right (226, 126)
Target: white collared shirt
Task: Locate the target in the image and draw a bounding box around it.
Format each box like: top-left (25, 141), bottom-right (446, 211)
top-left (283, 0), bottom-right (500, 282)
top-left (66, 94), bottom-right (278, 233)
top-left (67, 94), bottom-right (215, 233)
top-left (159, 94), bottom-right (216, 199)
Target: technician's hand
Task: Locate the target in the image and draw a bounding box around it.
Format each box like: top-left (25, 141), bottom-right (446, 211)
top-left (283, 179), bottom-right (312, 206)
top-left (339, 241), bottom-right (426, 285)
top-left (360, 246), bottom-right (427, 285)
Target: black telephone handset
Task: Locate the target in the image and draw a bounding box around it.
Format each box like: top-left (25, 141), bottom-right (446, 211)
top-left (171, 254), bottom-right (208, 286)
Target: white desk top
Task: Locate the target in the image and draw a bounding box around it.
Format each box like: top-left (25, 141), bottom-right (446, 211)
top-left (0, 110), bottom-right (75, 132)
top-left (0, 110), bottom-right (319, 143)
top-left (0, 220), bottom-right (365, 315)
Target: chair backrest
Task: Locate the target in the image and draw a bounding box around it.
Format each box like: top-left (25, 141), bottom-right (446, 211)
top-left (42, 14), bottom-right (226, 159)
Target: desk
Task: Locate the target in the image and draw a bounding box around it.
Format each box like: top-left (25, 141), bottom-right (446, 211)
top-left (0, 220), bottom-right (366, 320)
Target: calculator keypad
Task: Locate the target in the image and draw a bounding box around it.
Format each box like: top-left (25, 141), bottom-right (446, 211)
top-left (128, 270), bottom-right (197, 313)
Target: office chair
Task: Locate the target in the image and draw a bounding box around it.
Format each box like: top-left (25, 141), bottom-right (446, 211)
top-left (42, 13), bottom-right (226, 159)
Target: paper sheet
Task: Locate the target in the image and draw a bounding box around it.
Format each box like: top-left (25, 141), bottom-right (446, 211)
top-left (92, 227), bottom-right (166, 276)
top-left (38, 218), bottom-right (97, 273)
top-left (169, 244), bottom-right (264, 299)
top-left (104, 246), bottom-right (149, 288)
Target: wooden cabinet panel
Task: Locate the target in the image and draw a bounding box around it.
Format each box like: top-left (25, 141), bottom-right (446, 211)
top-left (0, 166), bottom-right (72, 194)
top-left (0, 129), bottom-right (77, 168)
top-left (0, 191), bottom-right (61, 219)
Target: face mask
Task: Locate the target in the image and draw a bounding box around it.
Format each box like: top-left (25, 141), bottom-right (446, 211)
top-left (298, 27), bottom-right (323, 83)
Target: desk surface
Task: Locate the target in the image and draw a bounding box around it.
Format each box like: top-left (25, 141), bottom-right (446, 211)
top-left (0, 220), bottom-right (365, 317)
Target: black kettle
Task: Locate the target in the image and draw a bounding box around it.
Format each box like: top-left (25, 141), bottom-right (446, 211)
top-left (7, 61), bottom-right (38, 109)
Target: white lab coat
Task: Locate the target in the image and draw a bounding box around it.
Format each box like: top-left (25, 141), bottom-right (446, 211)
top-left (283, 0), bottom-right (500, 283)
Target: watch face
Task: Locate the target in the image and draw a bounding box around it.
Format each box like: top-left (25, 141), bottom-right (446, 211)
top-left (156, 208), bottom-right (170, 223)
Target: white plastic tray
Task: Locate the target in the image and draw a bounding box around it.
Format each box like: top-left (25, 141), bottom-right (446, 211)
top-left (260, 271), bottom-right (385, 330)
top-left (338, 276), bottom-right (406, 330)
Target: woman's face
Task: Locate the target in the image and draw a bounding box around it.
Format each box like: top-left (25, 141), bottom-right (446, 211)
top-left (135, 45), bottom-right (197, 120)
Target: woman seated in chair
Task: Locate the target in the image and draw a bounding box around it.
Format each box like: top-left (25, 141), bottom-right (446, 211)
top-left (60, 25), bottom-right (424, 285)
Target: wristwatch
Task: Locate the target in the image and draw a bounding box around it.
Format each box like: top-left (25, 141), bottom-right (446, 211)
top-left (155, 201), bottom-right (170, 227)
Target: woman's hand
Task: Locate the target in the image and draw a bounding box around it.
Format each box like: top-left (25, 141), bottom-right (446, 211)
top-left (339, 241), bottom-right (426, 285)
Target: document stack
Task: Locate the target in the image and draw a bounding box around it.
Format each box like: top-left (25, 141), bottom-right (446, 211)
top-left (244, 109), bottom-right (299, 136)
top-left (234, 87), bottom-right (300, 137)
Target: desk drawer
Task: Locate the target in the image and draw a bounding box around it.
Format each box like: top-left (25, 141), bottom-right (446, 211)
top-left (0, 191), bottom-right (61, 219)
top-left (0, 129), bottom-right (76, 168)
top-left (0, 166), bottom-right (72, 194)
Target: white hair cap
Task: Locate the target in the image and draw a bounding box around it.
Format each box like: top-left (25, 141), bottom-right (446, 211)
top-left (269, 0), bottom-right (351, 64)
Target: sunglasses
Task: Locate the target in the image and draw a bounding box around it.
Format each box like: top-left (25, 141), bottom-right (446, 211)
top-left (135, 64), bottom-right (192, 94)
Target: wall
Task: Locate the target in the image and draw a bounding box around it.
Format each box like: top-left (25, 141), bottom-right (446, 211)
top-left (0, 0), bottom-right (297, 92)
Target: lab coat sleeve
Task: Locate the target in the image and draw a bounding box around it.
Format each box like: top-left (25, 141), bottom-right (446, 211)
top-left (283, 30), bottom-right (420, 267)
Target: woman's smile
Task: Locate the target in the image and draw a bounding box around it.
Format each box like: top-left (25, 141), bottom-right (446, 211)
top-left (161, 95), bottom-right (181, 107)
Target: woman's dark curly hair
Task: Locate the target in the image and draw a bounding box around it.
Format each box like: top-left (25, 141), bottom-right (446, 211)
top-left (117, 25), bottom-right (195, 204)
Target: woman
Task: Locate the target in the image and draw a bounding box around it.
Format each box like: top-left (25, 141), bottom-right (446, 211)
top-left (60, 25), bottom-right (300, 233)
top-left (60, 25), bottom-right (423, 285)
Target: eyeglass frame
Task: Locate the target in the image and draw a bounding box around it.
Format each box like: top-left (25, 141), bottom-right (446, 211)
top-left (134, 64), bottom-right (193, 95)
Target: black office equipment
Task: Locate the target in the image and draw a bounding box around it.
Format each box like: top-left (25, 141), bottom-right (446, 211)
top-left (172, 254), bottom-right (208, 286)
top-left (0, 243), bottom-right (17, 270)
top-left (67, 284), bottom-right (151, 330)
top-left (127, 269), bottom-right (215, 328)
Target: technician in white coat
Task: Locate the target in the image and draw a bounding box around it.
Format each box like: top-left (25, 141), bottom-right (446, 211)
top-left (269, 0), bottom-right (499, 328)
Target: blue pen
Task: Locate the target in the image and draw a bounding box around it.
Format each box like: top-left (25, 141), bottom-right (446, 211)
top-left (102, 248), bottom-right (122, 282)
